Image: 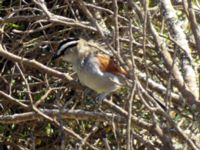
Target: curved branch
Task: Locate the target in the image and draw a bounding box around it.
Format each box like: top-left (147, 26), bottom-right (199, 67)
top-left (0, 91), bottom-right (29, 109)
top-left (0, 45), bottom-right (72, 81)
top-left (0, 108), bottom-right (126, 124)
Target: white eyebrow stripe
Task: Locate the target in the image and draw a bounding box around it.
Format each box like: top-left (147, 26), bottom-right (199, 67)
top-left (57, 40), bottom-right (79, 56)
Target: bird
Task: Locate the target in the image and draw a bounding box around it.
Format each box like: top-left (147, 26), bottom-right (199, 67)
top-left (52, 37), bottom-right (128, 101)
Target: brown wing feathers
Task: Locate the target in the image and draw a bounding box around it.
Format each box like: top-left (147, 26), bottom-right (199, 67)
top-left (97, 54), bottom-right (128, 77)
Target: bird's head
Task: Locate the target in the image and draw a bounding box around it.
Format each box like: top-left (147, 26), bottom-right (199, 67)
top-left (52, 37), bottom-right (80, 62)
top-left (52, 37), bottom-right (100, 62)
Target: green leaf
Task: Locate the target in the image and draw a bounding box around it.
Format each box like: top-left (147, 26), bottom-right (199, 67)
top-left (45, 123), bottom-right (53, 136)
top-left (8, 23), bottom-right (20, 29)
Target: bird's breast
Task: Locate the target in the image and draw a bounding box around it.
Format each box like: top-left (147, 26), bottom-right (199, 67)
top-left (74, 57), bottom-right (122, 93)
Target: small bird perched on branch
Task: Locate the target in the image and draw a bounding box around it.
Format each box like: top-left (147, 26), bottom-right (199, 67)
top-left (52, 38), bottom-right (128, 101)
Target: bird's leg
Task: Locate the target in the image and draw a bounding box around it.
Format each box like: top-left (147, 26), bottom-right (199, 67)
top-left (84, 88), bottom-right (93, 97)
top-left (95, 93), bottom-right (109, 104)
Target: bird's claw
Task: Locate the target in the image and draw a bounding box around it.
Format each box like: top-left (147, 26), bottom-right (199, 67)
top-left (95, 93), bottom-right (107, 105)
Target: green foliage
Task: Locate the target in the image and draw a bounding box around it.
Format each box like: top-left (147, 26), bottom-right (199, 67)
top-left (45, 123), bottom-right (54, 137)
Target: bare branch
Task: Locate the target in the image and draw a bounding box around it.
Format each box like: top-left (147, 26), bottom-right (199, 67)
top-left (0, 45), bottom-right (72, 81)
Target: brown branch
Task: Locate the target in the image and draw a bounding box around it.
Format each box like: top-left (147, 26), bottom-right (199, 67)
top-left (102, 99), bottom-right (151, 129)
top-left (137, 82), bottom-right (199, 149)
top-left (138, 72), bottom-right (181, 104)
top-left (35, 88), bottom-right (53, 106)
top-left (0, 15), bottom-right (45, 23)
top-left (32, 0), bottom-right (52, 18)
top-left (127, 1), bottom-right (200, 111)
top-left (126, 85), bottom-right (136, 150)
top-left (85, 2), bottom-right (129, 22)
top-left (13, 51), bottom-right (88, 148)
top-left (102, 99), bottom-right (175, 149)
top-left (0, 45), bottom-right (72, 81)
top-left (113, 0), bottom-right (120, 54)
top-left (184, 0), bottom-right (200, 55)
top-left (160, 0), bottom-right (199, 106)
top-left (126, 17), bottom-right (135, 150)
top-left (76, 0), bottom-right (106, 39)
top-left (0, 91), bottom-right (29, 109)
top-left (32, 0), bottom-right (97, 32)
top-left (0, 109), bottom-right (126, 124)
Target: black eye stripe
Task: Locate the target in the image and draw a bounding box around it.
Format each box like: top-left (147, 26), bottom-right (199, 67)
top-left (52, 38), bottom-right (79, 60)
top-left (56, 40), bottom-right (78, 56)
top-left (58, 37), bottom-right (79, 50)
top-left (59, 43), bottom-right (78, 56)
top-left (63, 43), bottom-right (78, 51)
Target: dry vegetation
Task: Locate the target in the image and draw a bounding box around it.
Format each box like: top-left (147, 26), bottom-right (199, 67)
top-left (0, 0), bottom-right (200, 149)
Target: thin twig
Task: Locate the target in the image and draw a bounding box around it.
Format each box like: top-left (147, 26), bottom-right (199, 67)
top-left (113, 0), bottom-right (120, 54)
top-left (0, 45), bottom-right (72, 80)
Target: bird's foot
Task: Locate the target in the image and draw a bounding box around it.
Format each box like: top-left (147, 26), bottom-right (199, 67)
top-left (95, 93), bottom-right (108, 105)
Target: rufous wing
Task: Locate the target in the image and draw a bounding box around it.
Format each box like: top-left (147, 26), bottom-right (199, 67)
top-left (97, 54), bottom-right (128, 77)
